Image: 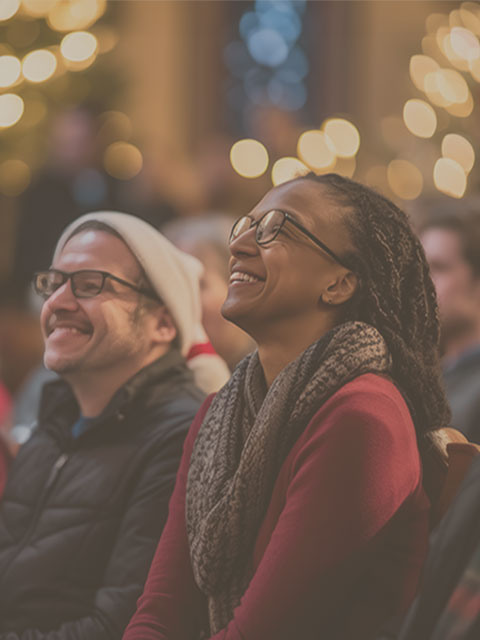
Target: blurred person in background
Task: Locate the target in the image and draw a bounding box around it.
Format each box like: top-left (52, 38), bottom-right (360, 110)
top-left (124, 173), bottom-right (450, 640)
top-left (419, 200), bottom-right (480, 444)
top-left (0, 211), bottom-right (228, 638)
top-left (163, 215), bottom-right (255, 370)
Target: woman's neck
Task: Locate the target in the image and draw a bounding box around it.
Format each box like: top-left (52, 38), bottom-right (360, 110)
top-left (257, 318), bottom-right (337, 387)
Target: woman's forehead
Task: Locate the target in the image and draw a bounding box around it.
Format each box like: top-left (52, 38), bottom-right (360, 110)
top-left (255, 179), bottom-right (345, 231)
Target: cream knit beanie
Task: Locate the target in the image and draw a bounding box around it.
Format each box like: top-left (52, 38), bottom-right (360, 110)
top-left (53, 211), bottom-right (230, 393)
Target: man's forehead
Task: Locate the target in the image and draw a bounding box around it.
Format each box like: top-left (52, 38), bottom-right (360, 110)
top-left (55, 229), bottom-right (141, 275)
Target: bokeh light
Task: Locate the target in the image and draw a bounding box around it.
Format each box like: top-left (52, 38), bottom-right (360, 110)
top-left (445, 91), bottom-right (474, 117)
top-left (387, 160), bottom-right (424, 200)
top-left (47, 0), bottom-right (106, 32)
top-left (271, 157), bottom-right (308, 186)
top-left (60, 31), bottom-right (97, 63)
top-left (22, 49), bottom-right (57, 83)
top-left (433, 157), bottom-right (467, 198)
top-left (460, 3), bottom-right (480, 36)
top-left (0, 0), bottom-right (20, 21)
top-left (441, 133), bottom-right (475, 173)
top-left (0, 159), bottom-right (30, 196)
top-left (230, 139), bottom-right (269, 178)
top-left (409, 54), bottom-right (439, 92)
top-left (403, 99), bottom-right (437, 138)
top-left (323, 118), bottom-right (360, 158)
top-left (449, 26), bottom-right (480, 60)
top-left (0, 93), bottom-right (24, 128)
top-left (0, 55), bottom-right (21, 87)
top-left (297, 130), bottom-right (336, 171)
top-left (21, 0), bottom-right (57, 18)
top-left (103, 142), bottom-right (143, 180)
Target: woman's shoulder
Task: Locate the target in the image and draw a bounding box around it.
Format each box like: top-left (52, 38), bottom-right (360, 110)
top-left (304, 373), bottom-right (418, 452)
top-left (326, 372), bottom-right (412, 420)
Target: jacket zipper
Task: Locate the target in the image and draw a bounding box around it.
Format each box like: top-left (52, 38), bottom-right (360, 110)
top-left (0, 453), bottom-right (69, 593)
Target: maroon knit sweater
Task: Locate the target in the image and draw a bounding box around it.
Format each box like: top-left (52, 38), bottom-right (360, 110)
top-left (124, 374), bottom-right (429, 640)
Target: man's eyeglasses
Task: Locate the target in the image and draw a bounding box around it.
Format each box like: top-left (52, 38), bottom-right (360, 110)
top-left (33, 269), bottom-right (158, 301)
top-left (229, 209), bottom-right (350, 269)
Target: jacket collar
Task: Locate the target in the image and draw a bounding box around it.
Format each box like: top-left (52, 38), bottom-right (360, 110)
top-left (38, 348), bottom-right (188, 434)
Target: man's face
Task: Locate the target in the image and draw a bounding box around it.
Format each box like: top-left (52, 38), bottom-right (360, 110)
top-left (421, 227), bottom-right (480, 340)
top-left (40, 230), bottom-right (158, 385)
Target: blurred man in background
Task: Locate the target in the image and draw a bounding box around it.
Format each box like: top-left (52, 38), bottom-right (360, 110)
top-left (419, 202), bottom-right (480, 444)
top-left (0, 212), bottom-right (227, 638)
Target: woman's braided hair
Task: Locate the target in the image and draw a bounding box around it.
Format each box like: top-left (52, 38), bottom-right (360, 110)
top-left (302, 172), bottom-right (450, 436)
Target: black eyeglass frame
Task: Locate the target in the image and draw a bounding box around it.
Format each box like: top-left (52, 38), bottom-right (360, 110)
top-left (229, 209), bottom-right (351, 269)
top-left (33, 268), bottom-right (159, 301)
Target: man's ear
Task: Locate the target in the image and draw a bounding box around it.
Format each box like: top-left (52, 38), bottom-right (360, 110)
top-left (152, 306), bottom-right (177, 344)
top-left (320, 270), bottom-right (358, 306)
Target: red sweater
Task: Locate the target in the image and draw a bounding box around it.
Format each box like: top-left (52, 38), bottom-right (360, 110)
top-left (123, 374), bottom-right (429, 640)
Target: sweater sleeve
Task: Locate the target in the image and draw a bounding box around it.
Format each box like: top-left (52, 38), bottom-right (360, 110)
top-left (122, 396), bottom-right (214, 640)
top-left (125, 379), bottom-right (425, 640)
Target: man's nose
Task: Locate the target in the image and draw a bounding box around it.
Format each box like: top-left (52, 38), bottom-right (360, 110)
top-left (44, 278), bottom-right (79, 311)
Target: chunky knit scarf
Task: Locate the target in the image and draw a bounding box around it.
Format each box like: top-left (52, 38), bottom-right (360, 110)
top-left (186, 321), bottom-right (392, 635)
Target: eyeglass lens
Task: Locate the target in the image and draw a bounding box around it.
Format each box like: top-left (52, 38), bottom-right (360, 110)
top-left (35, 270), bottom-right (105, 299)
top-left (231, 210), bottom-right (285, 245)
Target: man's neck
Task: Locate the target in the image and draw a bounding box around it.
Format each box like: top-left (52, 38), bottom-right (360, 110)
top-left (65, 350), bottom-right (168, 417)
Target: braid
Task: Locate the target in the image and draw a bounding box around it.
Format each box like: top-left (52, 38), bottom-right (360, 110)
top-left (301, 173), bottom-right (450, 436)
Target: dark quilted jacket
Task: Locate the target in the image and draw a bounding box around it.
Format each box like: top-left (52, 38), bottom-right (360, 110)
top-left (0, 348), bottom-right (204, 639)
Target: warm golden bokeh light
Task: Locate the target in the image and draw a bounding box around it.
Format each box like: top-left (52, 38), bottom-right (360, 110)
top-left (445, 91), bottom-right (474, 117)
top-left (441, 29), bottom-right (470, 70)
top-left (0, 0), bottom-right (20, 21)
top-left (0, 55), bottom-right (21, 87)
top-left (423, 72), bottom-right (449, 107)
top-left (469, 56), bottom-right (480, 80)
top-left (297, 130), bottom-right (336, 171)
top-left (230, 139), bottom-right (269, 178)
top-left (409, 55), bottom-right (439, 92)
top-left (47, 0), bottom-right (106, 32)
top-left (460, 3), bottom-right (480, 36)
top-left (437, 68), bottom-right (469, 103)
top-left (0, 159), bottom-right (30, 196)
top-left (441, 133), bottom-right (475, 173)
top-left (0, 93), bottom-right (24, 128)
top-left (387, 159), bottom-right (424, 200)
top-left (323, 118), bottom-right (360, 158)
top-left (271, 157), bottom-right (308, 186)
top-left (433, 158), bottom-right (467, 198)
top-left (403, 99), bottom-right (437, 138)
top-left (450, 26), bottom-right (480, 60)
top-left (21, 0), bottom-right (58, 18)
top-left (99, 111), bottom-right (133, 143)
top-left (60, 31), bottom-right (97, 63)
top-left (104, 142), bottom-right (143, 180)
top-left (22, 49), bottom-right (57, 83)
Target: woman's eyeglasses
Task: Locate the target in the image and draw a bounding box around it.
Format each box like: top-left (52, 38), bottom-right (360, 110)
top-left (33, 269), bottom-right (158, 300)
top-left (229, 209), bottom-right (350, 269)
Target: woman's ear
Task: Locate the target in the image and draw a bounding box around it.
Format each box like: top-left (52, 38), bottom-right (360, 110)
top-left (321, 270), bottom-right (358, 306)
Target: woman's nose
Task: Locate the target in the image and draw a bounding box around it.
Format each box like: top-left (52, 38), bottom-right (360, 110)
top-left (229, 224), bottom-right (259, 257)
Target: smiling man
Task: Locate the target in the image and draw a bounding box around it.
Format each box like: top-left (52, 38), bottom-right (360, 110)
top-left (0, 212), bottom-right (228, 639)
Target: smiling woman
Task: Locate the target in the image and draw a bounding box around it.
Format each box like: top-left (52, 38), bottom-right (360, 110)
top-left (124, 173), bottom-right (451, 640)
